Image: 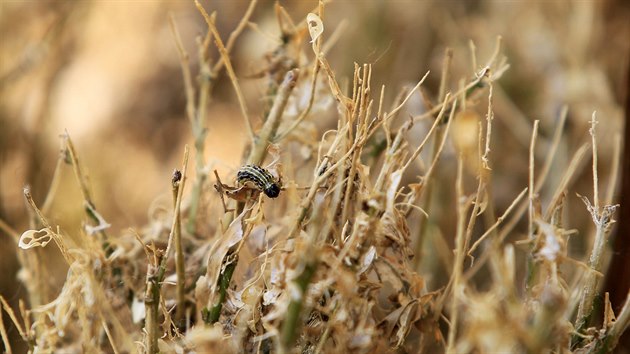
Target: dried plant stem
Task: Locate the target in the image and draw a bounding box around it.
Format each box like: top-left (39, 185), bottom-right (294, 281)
top-left (537, 106), bottom-right (568, 197)
top-left (469, 40), bottom-right (477, 74)
top-left (468, 107), bottom-right (569, 260)
top-left (468, 142), bottom-right (589, 282)
top-left (274, 53), bottom-right (321, 141)
top-left (63, 132), bottom-right (110, 248)
top-left (525, 120), bottom-right (540, 293)
top-left (187, 2), bottom-right (257, 235)
top-left (574, 114), bottom-right (619, 338)
top-left (314, 322), bottom-right (332, 354)
top-left (145, 147), bottom-right (189, 354)
top-left (590, 112), bottom-right (600, 210)
top-left (446, 156), bottom-right (470, 354)
top-left (462, 89), bottom-right (496, 262)
top-left (400, 91), bottom-right (449, 174)
top-left (145, 259), bottom-right (161, 354)
top-left (99, 312), bottom-right (120, 354)
top-left (605, 134), bottom-right (621, 204)
top-left (160, 147), bottom-right (189, 285)
top-left (438, 48), bottom-right (453, 103)
top-left (341, 64), bottom-right (371, 224)
top-left (168, 15), bottom-right (197, 141)
top-left (274, 2), bottom-right (324, 141)
top-left (62, 132), bottom-right (94, 205)
top-left (23, 188), bottom-right (71, 264)
top-left (412, 68), bottom-right (491, 124)
top-left (168, 15), bottom-right (205, 237)
top-left (593, 290), bottom-right (630, 353)
top-left (0, 297), bottom-right (25, 344)
top-left (41, 138), bottom-right (65, 214)
top-left (172, 172), bottom-right (185, 323)
top-left (281, 195), bottom-right (328, 353)
top-left (383, 71), bottom-right (430, 125)
top-left (196, 0), bottom-right (254, 142)
top-left (466, 188), bottom-right (528, 257)
top-left (544, 142), bottom-right (591, 219)
top-left (481, 83), bottom-right (494, 169)
top-left (470, 106), bottom-right (564, 253)
top-left (413, 38), bottom-right (507, 128)
top-left (414, 98), bottom-right (456, 269)
top-left (0, 304), bottom-right (11, 354)
top-left (210, 0), bottom-right (258, 75)
top-left (289, 124), bottom-right (359, 238)
top-left (528, 120), bottom-right (539, 238)
top-left (575, 202), bottom-right (618, 332)
top-left (0, 218), bottom-right (19, 243)
top-left (248, 69), bottom-right (299, 164)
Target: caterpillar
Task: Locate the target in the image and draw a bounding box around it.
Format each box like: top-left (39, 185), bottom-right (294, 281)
top-left (237, 165), bottom-right (281, 198)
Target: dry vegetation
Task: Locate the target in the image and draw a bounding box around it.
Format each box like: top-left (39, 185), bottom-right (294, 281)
top-left (1, 1), bottom-right (629, 353)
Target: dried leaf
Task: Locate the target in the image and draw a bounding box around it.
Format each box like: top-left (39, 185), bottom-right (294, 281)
top-left (18, 229), bottom-right (53, 249)
top-left (306, 13), bottom-right (323, 44)
top-left (357, 246), bottom-right (377, 275)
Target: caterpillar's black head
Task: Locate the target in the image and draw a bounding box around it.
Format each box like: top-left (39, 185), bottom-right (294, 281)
top-left (263, 183), bottom-right (281, 198)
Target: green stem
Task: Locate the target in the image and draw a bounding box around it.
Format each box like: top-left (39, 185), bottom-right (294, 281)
top-left (203, 259), bottom-right (237, 324)
top-left (280, 262), bottom-right (317, 351)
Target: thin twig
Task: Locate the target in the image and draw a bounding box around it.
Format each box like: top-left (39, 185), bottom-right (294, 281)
top-left (0, 218), bottom-right (19, 244)
top-left (605, 133), bottom-right (622, 205)
top-left (574, 114), bottom-right (619, 338)
top-left (481, 83), bottom-right (494, 169)
top-left (466, 142), bottom-right (590, 279)
top-left (590, 112), bottom-right (600, 210)
top-left (23, 187), bottom-right (71, 264)
top-left (168, 15), bottom-right (196, 133)
top-left (598, 290), bottom-right (630, 352)
top-left (248, 69), bottom-right (299, 164)
top-left (101, 317), bottom-right (119, 354)
top-left (528, 120), bottom-right (539, 239)
top-left (467, 188), bottom-right (528, 256)
top-left (145, 147), bottom-right (189, 354)
top-left (161, 147), bottom-right (190, 280)
top-left (63, 132), bottom-right (111, 249)
top-left (0, 301), bottom-right (12, 354)
top-left (195, 0), bottom-right (255, 142)
top-left (210, 0), bottom-right (258, 75)
top-left (401, 93), bottom-right (451, 173)
top-left (438, 48), bottom-right (453, 103)
top-left (41, 137), bottom-right (66, 214)
top-left (543, 143), bottom-right (591, 220)
top-left (414, 99), bottom-right (457, 269)
top-left (274, 47), bottom-right (322, 141)
top-left (446, 156), bottom-right (469, 354)
top-left (169, 14), bottom-right (205, 236)
top-left (172, 170), bottom-right (185, 324)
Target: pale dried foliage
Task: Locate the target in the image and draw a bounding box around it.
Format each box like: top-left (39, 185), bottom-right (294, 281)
top-left (2, 1), bottom-right (629, 354)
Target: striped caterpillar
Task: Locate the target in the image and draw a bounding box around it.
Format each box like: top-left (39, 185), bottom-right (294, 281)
top-left (237, 165), bottom-right (281, 198)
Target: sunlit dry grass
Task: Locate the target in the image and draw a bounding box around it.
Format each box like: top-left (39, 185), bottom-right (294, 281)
top-left (1, 1), bottom-right (629, 353)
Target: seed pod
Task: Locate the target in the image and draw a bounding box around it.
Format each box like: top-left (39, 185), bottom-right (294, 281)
top-left (237, 165), bottom-right (281, 198)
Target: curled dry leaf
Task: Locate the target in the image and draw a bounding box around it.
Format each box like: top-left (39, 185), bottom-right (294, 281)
top-left (18, 228), bottom-right (53, 249)
top-left (306, 13), bottom-right (323, 44)
top-left (196, 210), bottom-right (247, 310)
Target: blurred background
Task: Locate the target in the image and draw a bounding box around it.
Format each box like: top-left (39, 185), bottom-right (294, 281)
top-left (1, 0), bottom-right (628, 351)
